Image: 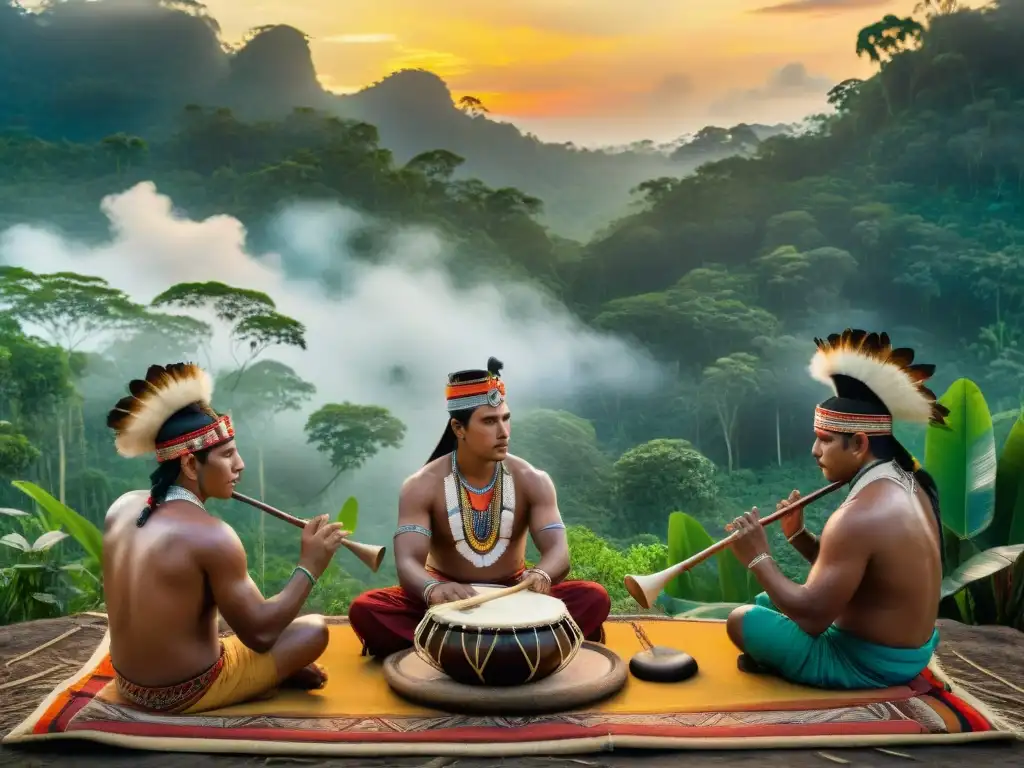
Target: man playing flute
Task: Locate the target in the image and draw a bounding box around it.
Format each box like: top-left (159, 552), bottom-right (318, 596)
top-left (348, 357), bottom-right (611, 658)
top-left (723, 330), bottom-right (948, 690)
top-left (103, 363), bottom-right (349, 713)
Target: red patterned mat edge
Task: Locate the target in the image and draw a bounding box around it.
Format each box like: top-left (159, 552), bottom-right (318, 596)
top-left (3, 619), bottom-right (1019, 756)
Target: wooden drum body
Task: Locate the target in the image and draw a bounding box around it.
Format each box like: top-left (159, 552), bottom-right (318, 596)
top-left (413, 586), bottom-right (584, 687)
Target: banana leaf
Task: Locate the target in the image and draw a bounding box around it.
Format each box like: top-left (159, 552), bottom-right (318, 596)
top-left (978, 412), bottom-right (1024, 550)
top-left (11, 481), bottom-right (103, 567)
top-left (336, 496), bottom-right (359, 534)
top-left (664, 512), bottom-right (719, 602)
top-left (939, 544), bottom-right (1024, 600)
top-left (655, 594), bottom-right (743, 619)
top-left (718, 546), bottom-right (758, 603)
top-left (924, 378), bottom-right (996, 540)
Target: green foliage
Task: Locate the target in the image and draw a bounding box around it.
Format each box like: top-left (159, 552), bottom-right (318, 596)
top-left (11, 480), bottom-right (104, 569)
top-left (305, 403), bottom-right (407, 474)
top-left (980, 411), bottom-right (1024, 550)
top-left (0, 422), bottom-right (40, 477)
top-left (150, 281), bottom-right (308, 377)
top-left (612, 439), bottom-right (718, 536)
top-left (303, 402), bottom-right (407, 502)
top-left (564, 525), bottom-right (667, 614)
top-left (924, 378), bottom-right (996, 540)
top-left (924, 379), bottom-right (1024, 627)
top-left (662, 511), bottom-right (759, 608)
top-left (336, 496), bottom-right (359, 534)
top-left (511, 409), bottom-right (614, 532)
top-left (0, 269), bottom-right (141, 351)
top-left (0, 511), bottom-right (101, 623)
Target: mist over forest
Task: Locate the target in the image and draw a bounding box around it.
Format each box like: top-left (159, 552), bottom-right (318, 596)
top-left (2, 0), bottom-right (1024, 625)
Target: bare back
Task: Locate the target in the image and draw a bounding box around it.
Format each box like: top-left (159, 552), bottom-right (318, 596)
top-left (102, 491), bottom-right (223, 686)
top-left (416, 454), bottom-right (537, 582)
top-left (832, 477), bottom-right (942, 647)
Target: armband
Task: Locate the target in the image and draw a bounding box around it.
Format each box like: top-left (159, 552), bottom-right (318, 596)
top-left (537, 522), bottom-right (565, 533)
top-left (292, 565), bottom-right (317, 586)
top-left (395, 524), bottom-right (432, 538)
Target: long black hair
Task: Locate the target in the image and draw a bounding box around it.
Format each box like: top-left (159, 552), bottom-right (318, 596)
top-left (426, 356), bottom-right (503, 465)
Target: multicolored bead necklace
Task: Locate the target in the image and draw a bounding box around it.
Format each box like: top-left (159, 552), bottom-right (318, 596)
top-left (451, 451), bottom-right (503, 554)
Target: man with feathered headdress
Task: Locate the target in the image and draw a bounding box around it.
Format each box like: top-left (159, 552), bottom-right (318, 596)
top-left (722, 330), bottom-right (949, 690)
top-left (347, 356), bottom-right (611, 659)
top-left (102, 363), bottom-right (350, 714)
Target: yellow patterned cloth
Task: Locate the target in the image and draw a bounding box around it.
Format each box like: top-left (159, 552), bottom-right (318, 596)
top-left (114, 635), bottom-right (279, 714)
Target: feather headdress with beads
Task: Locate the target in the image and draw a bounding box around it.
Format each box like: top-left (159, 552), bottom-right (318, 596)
top-left (106, 363), bottom-right (234, 463)
top-left (809, 329), bottom-right (949, 434)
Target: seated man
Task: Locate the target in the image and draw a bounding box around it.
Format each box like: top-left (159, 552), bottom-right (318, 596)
top-left (349, 357), bottom-right (611, 658)
top-left (724, 330), bottom-right (947, 690)
top-left (103, 362), bottom-right (351, 713)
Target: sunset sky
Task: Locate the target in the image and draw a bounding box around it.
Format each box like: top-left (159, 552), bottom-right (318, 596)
top-left (203, 0), bottom-right (984, 145)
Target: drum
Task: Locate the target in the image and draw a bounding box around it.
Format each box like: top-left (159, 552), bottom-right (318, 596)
top-left (413, 585), bottom-right (584, 687)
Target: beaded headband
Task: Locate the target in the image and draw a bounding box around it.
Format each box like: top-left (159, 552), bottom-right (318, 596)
top-left (154, 414), bottom-right (235, 463)
top-left (813, 406), bottom-right (892, 436)
top-left (446, 376), bottom-right (506, 412)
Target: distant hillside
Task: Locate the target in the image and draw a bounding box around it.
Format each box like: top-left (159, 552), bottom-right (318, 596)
top-left (0, 0), bottom-right (797, 239)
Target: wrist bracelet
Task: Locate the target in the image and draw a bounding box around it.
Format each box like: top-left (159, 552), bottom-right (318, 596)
top-left (787, 527), bottom-right (807, 543)
top-left (523, 567), bottom-right (552, 586)
top-left (293, 565), bottom-right (317, 586)
top-left (747, 553), bottom-right (773, 570)
top-left (422, 578), bottom-right (442, 603)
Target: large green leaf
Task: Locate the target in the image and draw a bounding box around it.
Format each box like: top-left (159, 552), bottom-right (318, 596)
top-left (717, 546), bottom-right (756, 603)
top-left (664, 512), bottom-right (719, 601)
top-left (11, 480), bottom-right (103, 566)
top-left (336, 496), bottom-right (359, 534)
top-left (939, 544), bottom-right (1024, 600)
top-left (979, 413), bottom-right (1024, 550)
top-left (924, 378), bottom-right (996, 540)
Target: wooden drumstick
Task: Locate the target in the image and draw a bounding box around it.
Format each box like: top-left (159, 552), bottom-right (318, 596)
top-left (427, 579), bottom-right (533, 614)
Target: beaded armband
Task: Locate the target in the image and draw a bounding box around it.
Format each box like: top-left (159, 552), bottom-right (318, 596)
top-left (395, 524), bottom-right (432, 538)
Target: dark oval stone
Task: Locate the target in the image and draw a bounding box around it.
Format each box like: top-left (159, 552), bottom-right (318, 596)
top-left (629, 646), bottom-right (699, 683)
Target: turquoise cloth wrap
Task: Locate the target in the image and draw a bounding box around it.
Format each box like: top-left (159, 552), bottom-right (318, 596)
top-left (741, 592), bottom-right (939, 689)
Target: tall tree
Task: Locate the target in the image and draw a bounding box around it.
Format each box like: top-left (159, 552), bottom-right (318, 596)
top-left (701, 352), bottom-right (761, 472)
top-left (303, 403), bottom-right (406, 502)
top-left (150, 281), bottom-right (307, 390)
top-left (0, 268), bottom-right (140, 502)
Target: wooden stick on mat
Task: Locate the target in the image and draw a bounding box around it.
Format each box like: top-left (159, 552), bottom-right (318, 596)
top-left (5, 626), bottom-right (80, 667)
top-left (0, 665), bottom-right (66, 692)
top-left (948, 648), bottom-right (1024, 695)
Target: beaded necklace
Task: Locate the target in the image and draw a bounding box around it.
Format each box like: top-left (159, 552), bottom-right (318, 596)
top-left (164, 485), bottom-right (206, 510)
top-left (451, 451), bottom-right (503, 554)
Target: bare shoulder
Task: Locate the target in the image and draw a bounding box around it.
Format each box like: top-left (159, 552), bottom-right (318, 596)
top-left (822, 481), bottom-right (899, 539)
top-left (504, 454), bottom-right (553, 498)
top-left (103, 490), bottom-right (149, 529)
top-left (399, 458), bottom-right (445, 504)
top-left (189, 512), bottom-right (246, 562)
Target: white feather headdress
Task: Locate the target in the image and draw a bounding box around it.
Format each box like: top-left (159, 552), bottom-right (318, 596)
top-left (106, 363), bottom-right (220, 459)
top-left (808, 329), bottom-right (949, 426)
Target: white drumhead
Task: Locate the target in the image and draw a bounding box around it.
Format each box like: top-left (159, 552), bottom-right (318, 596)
top-left (432, 585), bottom-right (567, 628)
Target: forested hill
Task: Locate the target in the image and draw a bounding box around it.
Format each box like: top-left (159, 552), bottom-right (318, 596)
top-left (0, 0), bottom-right (787, 240)
top-left (561, 1), bottom-right (1024, 472)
